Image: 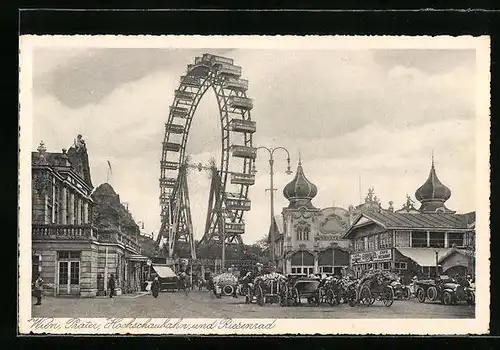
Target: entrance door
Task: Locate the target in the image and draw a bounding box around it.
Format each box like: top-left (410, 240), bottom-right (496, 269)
top-left (57, 251), bottom-right (81, 295)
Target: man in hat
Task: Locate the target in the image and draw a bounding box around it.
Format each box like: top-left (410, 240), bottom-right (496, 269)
top-left (33, 274), bottom-right (43, 306)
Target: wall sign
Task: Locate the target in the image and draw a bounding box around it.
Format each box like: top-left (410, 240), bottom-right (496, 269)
top-left (350, 249), bottom-right (392, 264)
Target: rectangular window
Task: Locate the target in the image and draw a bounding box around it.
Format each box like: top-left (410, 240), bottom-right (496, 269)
top-left (379, 232), bottom-right (392, 249)
top-left (411, 231), bottom-right (428, 248)
top-left (320, 266), bottom-right (333, 274)
top-left (429, 232), bottom-right (445, 248)
top-left (355, 238), bottom-right (365, 252)
top-left (448, 233), bottom-right (465, 247)
top-left (367, 235), bottom-right (378, 251)
top-left (395, 231), bottom-right (411, 247)
top-left (382, 262), bottom-right (391, 270)
top-left (58, 251), bottom-right (81, 260)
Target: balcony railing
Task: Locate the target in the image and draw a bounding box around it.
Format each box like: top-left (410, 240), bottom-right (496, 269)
top-left (33, 224), bottom-right (97, 239)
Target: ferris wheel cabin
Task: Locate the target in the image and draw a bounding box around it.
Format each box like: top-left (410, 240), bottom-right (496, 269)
top-left (160, 160), bottom-right (179, 170)
top-left (228, 119), bottom-right (256, 133)
top-left (225, 196), bottom-right (252, 211)
top-left (225, 222), bottom-right (246, 235)
top-left (224, 78), bottom-right (249, 91)
top-left (229, 96), bottom-right (253, 110)
top-left (169, 106), bottom-right (189, 118)
top-left (231, 145), bottom-right (257, 159)
top-left (230, 172), bottom-right (256, 186)
top-left (174, 89), bottom-right (195, 102)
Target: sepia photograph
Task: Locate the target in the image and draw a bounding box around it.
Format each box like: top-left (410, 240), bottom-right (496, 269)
top-left (18, 35), bottom-right (490, 335)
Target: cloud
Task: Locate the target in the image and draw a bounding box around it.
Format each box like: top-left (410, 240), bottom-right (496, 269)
top-left (30, 48), bottom-right (478, 244)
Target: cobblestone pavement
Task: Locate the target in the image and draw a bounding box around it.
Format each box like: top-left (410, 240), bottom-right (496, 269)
top-left (32, 290), bottom-right (475, 319)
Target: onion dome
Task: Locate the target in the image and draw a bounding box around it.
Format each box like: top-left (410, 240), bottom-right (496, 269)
top-left (283, 158), bottom-right (318, 209)
top-left (415, 156), bottom-right (453, 213)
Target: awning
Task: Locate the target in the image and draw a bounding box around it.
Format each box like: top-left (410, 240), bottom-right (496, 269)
top-left (152, 265), bottom-right (177, 278)
top-left (127, 254), bottom-right (150, 262)
top-left (396, 248), bottom-right (452, 267)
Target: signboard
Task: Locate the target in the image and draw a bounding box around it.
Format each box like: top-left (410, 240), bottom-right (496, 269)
top-left (350, 249), bottom-right (392, 264)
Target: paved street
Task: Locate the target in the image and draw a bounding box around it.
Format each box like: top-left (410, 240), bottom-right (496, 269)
top-left (32, 290), bottom-right (475, 319)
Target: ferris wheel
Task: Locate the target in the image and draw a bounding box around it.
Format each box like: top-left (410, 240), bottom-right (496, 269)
top-left (157, 53), bottom-right (257, 259)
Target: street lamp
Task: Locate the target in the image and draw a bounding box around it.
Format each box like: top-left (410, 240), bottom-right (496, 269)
top-left (253, 146), bottom-right (293, 267)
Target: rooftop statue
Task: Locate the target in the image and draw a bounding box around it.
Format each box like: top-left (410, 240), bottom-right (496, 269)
top-left (74, 134), bottom-right (86, 152)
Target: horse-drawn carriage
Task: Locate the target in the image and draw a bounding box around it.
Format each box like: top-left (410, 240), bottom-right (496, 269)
top-left (350, 271), bottom-right (396, 307)
top-left (318, 276), bottom-right (357, 306)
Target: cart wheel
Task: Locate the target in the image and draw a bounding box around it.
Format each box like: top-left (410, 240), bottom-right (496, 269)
top-left (417, 288), bottom-right (426, 303)
top-left (348, 289), bottom-right (357, 307)
top-left (467, 291), bottom-right (475, 306)
top-left (256, 285), bottom-right (264, 306)
top-left (402, 287), bottom-right (410, 300)
top-left (359, 285), bottom-right (372, 306)
top-left (314, 290), bottom-right (321, 306)
top-left (427, 286), bottom-right (438, 301)
top-left (293, 287), bottom-right (301, 306)
top-left (442, 291), bottom-right (453, 305)
top-left (383, 286), bottom-right (394, 307)
top-left (326, 289), bottom-right (336, 306)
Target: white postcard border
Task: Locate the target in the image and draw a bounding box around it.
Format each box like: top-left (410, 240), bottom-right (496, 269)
top-left (18, 35), bottom-right (491, 335)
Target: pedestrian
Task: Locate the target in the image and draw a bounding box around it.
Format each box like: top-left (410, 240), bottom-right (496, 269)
top-left (151, 276), bottom-right (160, 298)
top-left (108, 274), bottom-right (116, 298)
top-left (33, 274), bottom-right (43, 306)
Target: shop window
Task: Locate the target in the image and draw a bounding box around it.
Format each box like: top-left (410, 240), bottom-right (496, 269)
top-left (429, 232), bottom-right (445, 248)
top-left (448, 233), bottom-right (465, 247)
top-left (411, 231), bottom-right (427, 248)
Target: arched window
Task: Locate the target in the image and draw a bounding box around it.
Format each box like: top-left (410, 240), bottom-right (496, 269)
top-left (295, 221), bottom-right (310, 241)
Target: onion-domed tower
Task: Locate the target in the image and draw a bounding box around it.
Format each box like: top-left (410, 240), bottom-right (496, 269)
top-left (281, 158), bottom-right (322, 275)
top-left (415, 156), bottom-right (455, 213)
top-left (283, 158), bottom-right (318, 209)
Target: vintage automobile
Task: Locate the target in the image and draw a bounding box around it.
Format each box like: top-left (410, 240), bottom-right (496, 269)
top-left (281, 275), bottom-right (322, 307)
top-left (390, 280), bottom-right (410, 300)
top-left (415, 275), bottom-right (471, 305)
top-left (212, 272), bottom-right (239, 298)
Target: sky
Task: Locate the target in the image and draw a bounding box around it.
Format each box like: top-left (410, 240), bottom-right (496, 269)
top-left (30, 46), bottom-right (478, 244)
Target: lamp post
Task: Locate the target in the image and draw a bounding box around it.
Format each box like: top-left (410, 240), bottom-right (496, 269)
top-left (253, 146), bottom-right (293, 267)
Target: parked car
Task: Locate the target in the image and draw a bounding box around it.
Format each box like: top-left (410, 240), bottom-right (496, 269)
top-left (390, 280), bottom-right (410, 300)
top-left (415, 275), bottom-right (470, 305)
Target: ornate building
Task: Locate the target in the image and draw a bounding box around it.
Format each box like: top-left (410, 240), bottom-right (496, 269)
top-left (273, 160), bottom-right (350, 276)
top-left (32, 136), bottom-right (149, 297)
top-left (32, 137), bottom-right (97, 297)
top-left (343, 159), bottom-right (476, 281)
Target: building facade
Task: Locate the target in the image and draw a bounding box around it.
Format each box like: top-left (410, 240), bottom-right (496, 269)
top-left (273, 160), bottom-right (350, 276)
top-left (32, 136), bottom-right (149, 297)
top-left (343, 160), bottom-right (476, 281)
